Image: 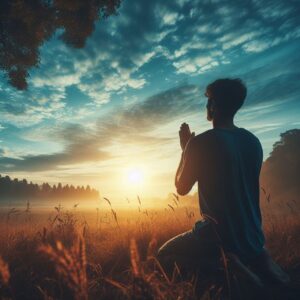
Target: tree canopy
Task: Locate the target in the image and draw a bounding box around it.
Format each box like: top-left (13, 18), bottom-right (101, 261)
top-left (0, 174), bottom-right (99, 200)
top-left (262, 129), bottom-right (300, 194)
top-left (0, 0), bottom-right (121, 90)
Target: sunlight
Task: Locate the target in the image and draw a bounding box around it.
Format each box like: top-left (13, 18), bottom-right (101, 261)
top-left (127, 169), bottom-right (144, 184)
top-left (127, 167), bottom-right (144, 185)
top-left (120, 165), bottom-right (149, 198)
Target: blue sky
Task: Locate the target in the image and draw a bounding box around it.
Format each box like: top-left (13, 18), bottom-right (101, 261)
top-left (0, 0), bottom-right (300, 200)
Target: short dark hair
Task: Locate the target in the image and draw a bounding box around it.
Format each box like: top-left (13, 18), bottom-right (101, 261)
top-left (206, 78), bottom-right (247, 117)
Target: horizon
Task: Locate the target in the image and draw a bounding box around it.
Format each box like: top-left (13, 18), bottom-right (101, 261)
top-left (1, 0), bottom-right (300, 202)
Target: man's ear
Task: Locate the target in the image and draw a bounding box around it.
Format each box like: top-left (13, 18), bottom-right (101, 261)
top-left (207, 101), bottom-right (214, 121)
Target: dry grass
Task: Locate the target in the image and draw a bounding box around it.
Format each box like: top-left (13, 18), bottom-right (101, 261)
top-left (0, 256), bottom-right (10, 286)
top-left (0, 197), bottom-right (299, 300)
top-left (39, 236), bottom-right (87, 300)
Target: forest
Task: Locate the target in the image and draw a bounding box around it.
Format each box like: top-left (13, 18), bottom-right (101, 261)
top-left (0, 175), bottom-right (99, 200)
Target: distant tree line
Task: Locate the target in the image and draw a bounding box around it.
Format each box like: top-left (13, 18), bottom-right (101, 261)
top-left (0, 175), bottom-right (99, 200)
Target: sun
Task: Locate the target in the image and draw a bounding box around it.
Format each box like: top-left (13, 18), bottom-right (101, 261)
top-left (121, 165), bottom-right (149, 196)
top-left (127, 168), bottom-right (144, 185)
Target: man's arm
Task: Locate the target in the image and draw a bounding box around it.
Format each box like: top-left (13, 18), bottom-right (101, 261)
top-left (175, 138), bottom-right (197, 195)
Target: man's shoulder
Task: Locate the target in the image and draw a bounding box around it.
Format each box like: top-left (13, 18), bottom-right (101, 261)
top-left (196, 129), bottom-right (215, 138)
top-left (193, 129), bottom-right (216, 142)
top-left (188, 129), bottom-right (215, 148)
top-left (238, 128), bottom-right (262, 144)
top-left (192, 128), bottom-right (261, 146)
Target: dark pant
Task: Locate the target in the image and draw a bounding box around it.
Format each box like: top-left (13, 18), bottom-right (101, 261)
top-left (157, 220), bottom-right (220, 274)
top-left (157, 220), bottom-right (290, 287)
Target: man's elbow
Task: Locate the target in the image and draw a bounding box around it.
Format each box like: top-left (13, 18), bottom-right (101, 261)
top-left (177, 188), bottom-right (188, 196)
top-left (176, 185), bottom-right (190, 196)
top-left (175, 176), bottom-right (195, 196)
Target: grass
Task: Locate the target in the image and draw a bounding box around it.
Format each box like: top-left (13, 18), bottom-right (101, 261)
top-left (0, 196), bottom-right (299, 300)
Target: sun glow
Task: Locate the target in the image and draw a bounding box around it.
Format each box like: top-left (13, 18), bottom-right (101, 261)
top-left (121, 165), bottom-right (148, 197)
top-left (127, 167), bottom-right (144, 185)
top-left (118, 164), bottom-right (162, 201)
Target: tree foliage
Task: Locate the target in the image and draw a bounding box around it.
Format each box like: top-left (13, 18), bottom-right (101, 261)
top-left (262, 129), bottom-right (300, 194)
top-left (0, 0), bottom-right (121, 90)
top-left (0, 174), bottom-right (99, 200)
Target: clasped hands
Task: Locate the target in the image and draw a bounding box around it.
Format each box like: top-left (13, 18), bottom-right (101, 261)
top-left (179, 123), bottom-right (195, 151)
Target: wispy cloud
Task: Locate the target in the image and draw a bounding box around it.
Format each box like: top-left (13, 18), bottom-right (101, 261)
top-left (2, 0), bottom-right (299, 118)
top-left (0, 123), bottom-right (110, 171)
top-left (0, 84), bottom-right (199, 172)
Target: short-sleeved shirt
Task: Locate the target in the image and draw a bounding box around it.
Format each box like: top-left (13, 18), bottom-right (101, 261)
top-left (177, 127), bottom-right (265, 262)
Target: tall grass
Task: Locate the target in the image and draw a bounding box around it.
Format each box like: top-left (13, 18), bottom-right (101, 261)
top-left (0, 196), bottom-right (299, 299)
top-left (39, 236), bottom-right (87, 300)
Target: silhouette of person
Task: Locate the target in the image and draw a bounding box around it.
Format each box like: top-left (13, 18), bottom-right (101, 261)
top-left (157, 78), bottom-right (289, 287)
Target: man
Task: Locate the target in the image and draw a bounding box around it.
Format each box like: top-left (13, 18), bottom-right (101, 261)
top-left (158, 78), bottom-right (289, 286)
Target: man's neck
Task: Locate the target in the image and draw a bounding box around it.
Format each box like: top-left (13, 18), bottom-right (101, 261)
top-left (213, 118), bottom-right (236, 129)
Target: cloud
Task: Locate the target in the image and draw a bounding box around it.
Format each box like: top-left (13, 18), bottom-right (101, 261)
top-left (2, 0), bottom-right (299, 120)
top-left (0, 148), bottom-right (9, 157)
top-left (163, 0), bottom-right (300, 74)
top-left (0, 84), bottom-right (200, 172)
top-left (242, 40), bottom-right (270, 53)
top-left (173, 55), bottom-right (218, 74)
top-left (109, 84), bottom-right (200, 133)
top-left (0, 123), bottom-right (110, 172)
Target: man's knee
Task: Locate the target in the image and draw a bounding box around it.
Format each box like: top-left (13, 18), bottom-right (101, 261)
top-left (156, 234), bottom-right (187, 272)
top-left (156, 245), bottom-right (164, 259)
top-left (157, 240), bottom-right (172, 261)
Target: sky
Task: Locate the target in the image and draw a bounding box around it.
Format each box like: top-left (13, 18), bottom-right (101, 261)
top-left (0, 0), bottom-right (300, 202)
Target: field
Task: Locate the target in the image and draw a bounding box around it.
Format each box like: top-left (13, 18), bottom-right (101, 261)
top-left (0, 196), bottom-right (299, 300)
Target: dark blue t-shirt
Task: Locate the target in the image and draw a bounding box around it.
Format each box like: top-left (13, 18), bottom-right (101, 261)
top-left (178, 127), bottom-right (265, 261)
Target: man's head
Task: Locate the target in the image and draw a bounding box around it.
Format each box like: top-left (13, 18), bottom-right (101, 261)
top-left (205, 78), bottom-right (247, 121)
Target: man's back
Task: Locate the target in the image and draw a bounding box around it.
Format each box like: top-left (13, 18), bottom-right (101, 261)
top-left (190, 127), bottom-right (265, 262)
